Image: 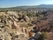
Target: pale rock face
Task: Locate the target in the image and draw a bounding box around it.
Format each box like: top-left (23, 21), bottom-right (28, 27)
top-left (7, 11), bottom-right (19, 18)
top-left (0, 31), bottom-right (4, 40)
top-left (0, 12), bottom-right (6, 16)
top-left (13, 21), bottom-right (20, 29)
top-left (4, 32), bottom-right (11, 40)
top-left (0, 9), bottom-right (52, 40)
top-left (24, 16), bottom-right (30, 22)
top-left (0, 28), bottom-right (12, 40)
top-left (6, 20), bottom-right (13, 28)
top-left (12, 21), bottom-right (31, 38)
top-left (7, 11), bottom-right (17, 15)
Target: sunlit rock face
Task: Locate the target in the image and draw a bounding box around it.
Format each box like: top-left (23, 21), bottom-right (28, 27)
top-left (0, 10), bottom-right (33, 40)
top-left (0, 8), bottom-right (53, 40)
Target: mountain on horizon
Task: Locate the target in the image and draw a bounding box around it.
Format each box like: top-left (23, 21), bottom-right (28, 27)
top-left (0, 4), bottom-right (53, 9)
top-left (9, 4), bottom-right (53, 9)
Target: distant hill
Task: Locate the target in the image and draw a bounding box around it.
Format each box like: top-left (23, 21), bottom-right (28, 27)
top-left (12, 4), bottom-right (53, 9)
top-left (36, 4), bottom-right (53, 8)
top-left (0, 4), bottom-right (53, 10)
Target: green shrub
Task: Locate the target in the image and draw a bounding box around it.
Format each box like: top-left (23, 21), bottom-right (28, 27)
top-left (40, 32), bottom-right (48, 40)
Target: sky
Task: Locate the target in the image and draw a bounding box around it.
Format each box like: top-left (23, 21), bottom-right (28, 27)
top-left (0, 0), bottom-right (53, 8)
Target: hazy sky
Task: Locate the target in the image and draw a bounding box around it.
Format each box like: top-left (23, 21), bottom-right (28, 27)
top-left (0, 0), bottom-right (53, 8)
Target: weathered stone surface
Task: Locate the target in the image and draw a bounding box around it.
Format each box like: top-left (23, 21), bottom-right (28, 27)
top-left (0, 9), bottom-right (53, 40)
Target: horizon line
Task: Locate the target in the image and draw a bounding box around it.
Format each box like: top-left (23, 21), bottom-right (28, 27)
top-left (0, 4), bottom-right (53, 8)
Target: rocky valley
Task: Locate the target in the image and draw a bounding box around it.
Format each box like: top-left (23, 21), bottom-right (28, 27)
top-left (0, 8), bottom-right (53, 40)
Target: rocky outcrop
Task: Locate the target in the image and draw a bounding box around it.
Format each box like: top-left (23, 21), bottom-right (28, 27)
top-left (0, 9), bottom-right (53, 40)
